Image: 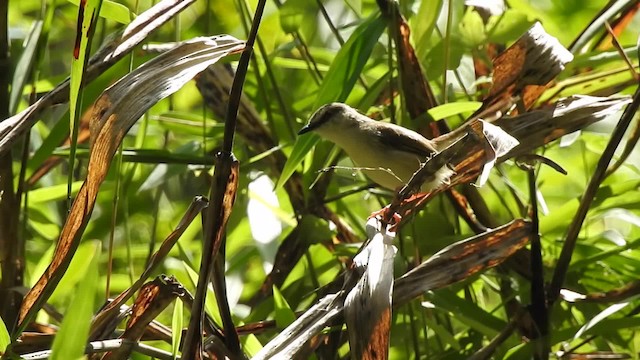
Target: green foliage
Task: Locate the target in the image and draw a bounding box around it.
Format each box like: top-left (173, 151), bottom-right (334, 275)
top-left (50, 241), bottom-right (100, 359)
top-left (3, 0), bottom-right (640, 358)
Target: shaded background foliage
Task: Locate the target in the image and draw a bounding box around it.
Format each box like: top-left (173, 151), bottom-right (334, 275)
top-left (1, 0), bottom-right (640, 358)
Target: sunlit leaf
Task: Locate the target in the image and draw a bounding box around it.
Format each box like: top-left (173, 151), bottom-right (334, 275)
top-left (68, 0), bottom-right (133, 24)
top-left (50, 241), bottom-right (100, 360)
top-left (313, 13), bottom-right (386, 108)
top-left (273, 286), bottom-right (296, 329)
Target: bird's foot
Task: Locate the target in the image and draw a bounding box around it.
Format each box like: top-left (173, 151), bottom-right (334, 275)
top-left (369, 206), bottom-right (403, 232)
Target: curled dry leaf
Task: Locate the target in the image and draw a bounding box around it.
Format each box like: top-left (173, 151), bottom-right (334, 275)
top-left (252, 292), bottom-right (345, 360)
top-left (0, 0), bottom-right (198, 156)
top-left (256, 219), bottom-right (530, 359)
top-left (101, 275), bottom-right (185, 360)
top-left (394, 219), bottom-right (532, 305)
top-left (344, 218), bottom-right (397, 360)
top-left (16, 35), bottom-right (245, 336)
top-left (475, 22), bottom-right (574, 118)
top-left (497, 95), bottom-right (632, 159)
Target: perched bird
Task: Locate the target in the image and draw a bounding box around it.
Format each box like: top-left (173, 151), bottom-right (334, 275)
top-left (298, 103), bottom-right (455, 192)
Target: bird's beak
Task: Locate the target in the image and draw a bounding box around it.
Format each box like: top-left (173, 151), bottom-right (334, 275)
top-left (298, 123), bottom-right (313, 135)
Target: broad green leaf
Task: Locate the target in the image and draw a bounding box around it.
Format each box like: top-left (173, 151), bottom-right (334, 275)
top-left (0, 319), bottom-right (9, 353)
top-left (413, 0), bottom-right (443, 46)
top-left (277, 14), bottom-right (385, 189)
top-left (67, 0), bottom-right (132, 24)
top-left (28, 181), bottom-right (84, 204)
top-left (487, 9), bottom-right (535, 44)
top-left (423, 37), bottom-right (467, 80)
top-left (345, 0), bottom-right (361, 13)
top-left (51, 241), bottom-right (100, 360)
top-left (573, 298), bottom-right (636, 340)
top-left (430, 290), bottom-right (505, 338)
top-left (242, 334), bottom-right (264, 358)
top-left (50, 241), bottom-right (104, 302)
top-left (427, 101), bottom-right (482, 120)
top-left (422, 314), bottom-right (460, 350)
top-left (276, 132), bottom-right (318, 189)
top-left (272, 56), bottom-right (330, 72)
top-left (172, 299), bottom-right (183, 359)
top-left (313, 13), bottom-right (386, 108)
top-left (459, 8), bottom-right (486, 47)
top-left (273, 286), bottom-right (296, 329)
top-left (26, 105), bottom-right (69, 179)
top-left (51, 146), bottom-right (214, 167)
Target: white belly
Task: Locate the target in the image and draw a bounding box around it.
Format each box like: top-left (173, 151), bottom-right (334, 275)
top-left (340, 140), bottom-right (452, 192)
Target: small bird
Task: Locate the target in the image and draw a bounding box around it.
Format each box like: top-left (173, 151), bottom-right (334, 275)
top-left (298, 103), bottom-right (455, 193)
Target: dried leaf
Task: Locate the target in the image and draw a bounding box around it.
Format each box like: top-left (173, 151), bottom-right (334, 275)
top-left (101, 276), bottom-right (185, 360)
top-left (89, 196), bottom-right (208, 340)
top-left (344, 218), bottom-right (397, 360)
top-left (252, 292), bottom-right (344, 360)
top-left (477, 22), bottom-right (573, 117)
top-left (474, 120), bottom-right (520, 186)
top-left (16, 35), bottom-right (244, 336)
top-left (497, 95), bottom-right (632, 159)
top-left (394, 219), bottom-right (531, 305)
top-left (0, 0), bottom-right (198, 156)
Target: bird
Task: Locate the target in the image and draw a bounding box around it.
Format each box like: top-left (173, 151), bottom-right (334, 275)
top-left (298, 103), bottom-right (455, 193)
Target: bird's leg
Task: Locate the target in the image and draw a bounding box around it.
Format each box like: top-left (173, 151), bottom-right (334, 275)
top-left (368, 205), bottom-right (402, 230)
top-left (369, 192), bottom-right (430, 231)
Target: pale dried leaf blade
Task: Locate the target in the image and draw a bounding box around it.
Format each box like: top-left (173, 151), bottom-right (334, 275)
top-left (253, 292), bottom-right (345, 360)
top-left (394, 220), bottom-right (531, 305)
top-left (0, 0), bottom-right (199, 156)
top-left (345, 218), bottom-right (397, 360)
top-left (104, 0), bottom-right (197, 62)
top-left (475, 120), bottom-right (519, 186)
top-left (16, 35), bottom-right (244, 334)
top-left (499, 95), bottom-right (632, 159)
top-left (91, 35), bottom-right (245, 148)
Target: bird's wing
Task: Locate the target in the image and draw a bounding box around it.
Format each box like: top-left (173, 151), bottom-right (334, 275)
top-left (376, 123), bottom-right (437, 158)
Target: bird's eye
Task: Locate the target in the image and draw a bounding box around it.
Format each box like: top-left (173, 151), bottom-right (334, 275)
top-left (316, 106), bottom-right (341, 125)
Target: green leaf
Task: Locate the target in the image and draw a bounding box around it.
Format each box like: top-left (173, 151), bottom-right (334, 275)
top-left (430, 289), bottom-right (505, 338)
top-left (573, 298), bottom-right (635, 340)
top-left (486, 9), bottom-right (535, 44)
top-left (172, 299), bottom-right (183, 359)
top-left (10, 20), bottom-right (43, 114)
top-left (28, 181), bottom-right (85, 204)
top-left (0, 318), bottom-right (9, 353)
top-left (183, 262), bottom-right (223, 325)
top-left (272, 286), bottom-right (296, 329)
top-left (279, 0), bottom-right (313, 33)
top-left (50, 241), bottom-right (104, 301)
top-left (413, 0), bottom-right (443, 46)
top-left (276, 14), bottom-right (386, 189)
top-left (427, 101), bottom-right (482, 120)
top-left (67, 0), bottom-right (132, 24)
top-left (26, 106), bottom-right (69, 179)
top-left (313, 13), bottom-right (386, 108)
top-left (275, 132), bottom-right (318, 189)
top-left (459, 8), bottom-right (486, 47)
top-left (51, 241), bottom-right (100, 360)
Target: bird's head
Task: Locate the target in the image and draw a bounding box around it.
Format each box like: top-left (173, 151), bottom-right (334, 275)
top-left (298, 103), bottom-right (363, 137)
